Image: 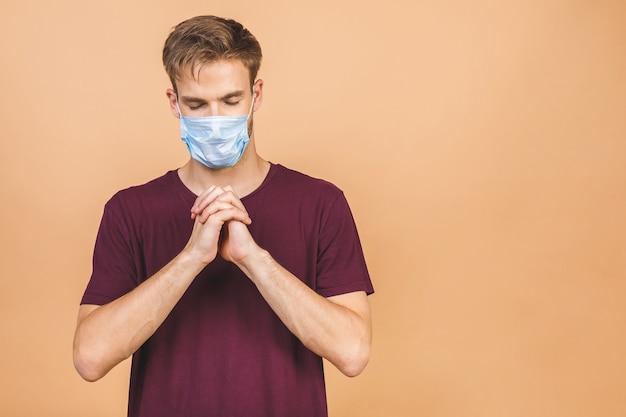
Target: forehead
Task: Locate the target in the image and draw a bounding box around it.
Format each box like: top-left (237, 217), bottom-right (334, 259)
top-left (176, 59), bottom-right (251, 97)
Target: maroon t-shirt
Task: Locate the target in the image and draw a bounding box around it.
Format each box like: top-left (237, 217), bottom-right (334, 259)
top-left (81, 163), bottom-right (374, 417)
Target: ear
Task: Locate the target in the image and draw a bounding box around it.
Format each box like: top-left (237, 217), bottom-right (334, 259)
top-left (165, 88), bottom-right (181, 118)
top-left (252, 79), bottom-right (264, 112)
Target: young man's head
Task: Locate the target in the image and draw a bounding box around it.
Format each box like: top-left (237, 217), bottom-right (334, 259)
top-left (163, 16), bottom-right (265, 171)
top-left (162, 15), bottom-right (262, 93)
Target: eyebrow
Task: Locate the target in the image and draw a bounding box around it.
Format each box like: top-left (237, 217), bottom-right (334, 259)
top-left (220, 90), bottom-right (246, 100)
top-left (180, 90), bottom-right (247, 104)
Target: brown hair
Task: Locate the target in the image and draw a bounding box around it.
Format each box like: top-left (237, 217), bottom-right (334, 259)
top-left (162, 15), bottom-right (262, 92)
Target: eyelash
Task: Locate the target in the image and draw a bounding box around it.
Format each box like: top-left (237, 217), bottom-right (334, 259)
top-left (188, 101), bottom-right (240, 110)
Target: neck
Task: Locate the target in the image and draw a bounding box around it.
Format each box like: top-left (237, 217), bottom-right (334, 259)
top-left (177, 141), bottom-right (270, 198)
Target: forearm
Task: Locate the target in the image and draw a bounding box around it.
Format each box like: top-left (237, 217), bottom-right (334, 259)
top-left (73, 250), bottom-right (205, 381)
top-left (235, 249), bottom-right (372, 377)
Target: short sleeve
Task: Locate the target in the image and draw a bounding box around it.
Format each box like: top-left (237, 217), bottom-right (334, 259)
top-left (80, 197), bottom-right (140, 305)
top-left (315, 191), bottom-right (374, 298)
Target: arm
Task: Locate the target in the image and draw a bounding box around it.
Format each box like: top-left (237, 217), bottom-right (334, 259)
top-left (73, 251), bottom-right (205, 382)
top-left (202, 190), bottom-right (372, 377)
top-left (73, 187), bottom-right (251, 382)
top-left (235, 245), bottom-right (372, 377)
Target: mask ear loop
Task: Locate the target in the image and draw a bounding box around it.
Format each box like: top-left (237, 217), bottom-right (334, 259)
top-left (247, 93), bottom-right (256, 118)
top-left (175, 95), bottom-right (184, 118)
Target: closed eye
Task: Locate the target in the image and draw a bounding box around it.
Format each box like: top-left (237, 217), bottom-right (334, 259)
top-left (180, 96), bottom-right (207, 111)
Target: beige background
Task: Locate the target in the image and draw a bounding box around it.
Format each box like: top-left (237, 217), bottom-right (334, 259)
top-left (1, 0), bottom-right (625, 416)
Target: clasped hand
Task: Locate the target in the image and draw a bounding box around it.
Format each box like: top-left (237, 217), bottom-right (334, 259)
top-left (184, 185), bottom-right (256, 266)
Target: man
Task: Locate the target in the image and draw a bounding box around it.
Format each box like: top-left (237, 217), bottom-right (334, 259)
top-left (73, 15), bottom-right (373, 417)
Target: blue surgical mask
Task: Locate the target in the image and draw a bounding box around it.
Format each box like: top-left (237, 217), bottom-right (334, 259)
top-left (177, 95), bottom-right (255, 169)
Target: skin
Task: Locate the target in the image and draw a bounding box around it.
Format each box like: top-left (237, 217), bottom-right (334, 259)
top-left (73, 59), bottom-right (372, 382)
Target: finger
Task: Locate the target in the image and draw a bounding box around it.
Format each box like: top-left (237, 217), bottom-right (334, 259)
top-left (205, 205), bottom-right (252, 226)
top-left (193, 186), bottom-right (245, 217)
top-left (214, 189), bottom-right (248, 215)
top-left (197, 200), bottom-right (239, 224)
top-left (223, 185), bottom-right (236, 196)
top-left (208, 204), bottom-right (251, 225)
top-left (191, 186), bottom-right (223, 218)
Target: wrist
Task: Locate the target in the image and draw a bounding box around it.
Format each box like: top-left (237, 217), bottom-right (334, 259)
top-left (179, 245), bottom-right (214, 270)
top-left (233, 246), bottom-right (273, 280)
